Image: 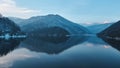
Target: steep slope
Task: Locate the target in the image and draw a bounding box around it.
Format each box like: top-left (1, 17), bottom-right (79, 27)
top-left (0, 17), bottom-right (21, 35)
top-left (21, 14), bottom-right (90, 34)
top-left (98, 21), bottom-right (120, 38)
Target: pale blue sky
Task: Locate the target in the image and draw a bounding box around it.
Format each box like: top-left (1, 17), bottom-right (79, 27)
top-left (1, 0), bottom-right (120, 24)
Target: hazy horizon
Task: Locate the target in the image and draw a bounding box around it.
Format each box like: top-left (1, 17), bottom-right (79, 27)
top-left (0, 0), bottom-right (120, 25)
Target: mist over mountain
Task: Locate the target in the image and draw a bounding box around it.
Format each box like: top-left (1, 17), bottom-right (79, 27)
top-left (9, 15), bottom-right (115, 35)
top-left (8, 17), bottom-right (26, 26)
top-left (98, 21), bottom-right (120, 38)
top-left (87, 23), bottom-right (113, 33)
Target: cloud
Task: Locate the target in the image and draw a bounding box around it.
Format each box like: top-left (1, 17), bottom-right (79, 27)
top-left (103, 20), bottom-right (110, 24)
top-left (0, 0), bottom-right (40, 18)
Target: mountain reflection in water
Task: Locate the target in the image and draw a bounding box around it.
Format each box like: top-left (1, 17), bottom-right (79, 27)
top-left (100, 37), bottom-right (120, 52)
top-left (21, 34), bottom-right (88, 54)
top-left (0, 32), bottom-right (120, 68)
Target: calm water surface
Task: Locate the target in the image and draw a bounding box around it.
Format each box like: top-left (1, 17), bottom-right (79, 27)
top-left (0, 36), bottom-right (120, 68)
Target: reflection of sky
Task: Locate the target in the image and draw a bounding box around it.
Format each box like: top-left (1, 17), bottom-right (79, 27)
top-left (0, 41), bottom-right (120, 68)
top-left (0, 48), bottom-right (40, 68)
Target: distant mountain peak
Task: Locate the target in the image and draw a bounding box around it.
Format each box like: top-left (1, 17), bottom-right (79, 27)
top-left (29, 14), bottom-right (63, 20)
top-left (47, 14), bottom-right (60, 16)
top-left (44, 14), bottom-right (62, 19)
top-left (22, 14), bottom-right (90, 34)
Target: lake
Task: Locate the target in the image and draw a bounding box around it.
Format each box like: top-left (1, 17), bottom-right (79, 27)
top-left (0, 36), bottom-right (120, 68)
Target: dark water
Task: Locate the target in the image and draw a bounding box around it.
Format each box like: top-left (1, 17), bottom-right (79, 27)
top-left (0, 35), bottom-right (120, 68)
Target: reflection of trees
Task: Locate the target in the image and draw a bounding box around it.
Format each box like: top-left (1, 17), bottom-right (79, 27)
top-left (0, 40), bottom-right (20, 56)
top-left (0, 17), bottom-right (25, 56)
